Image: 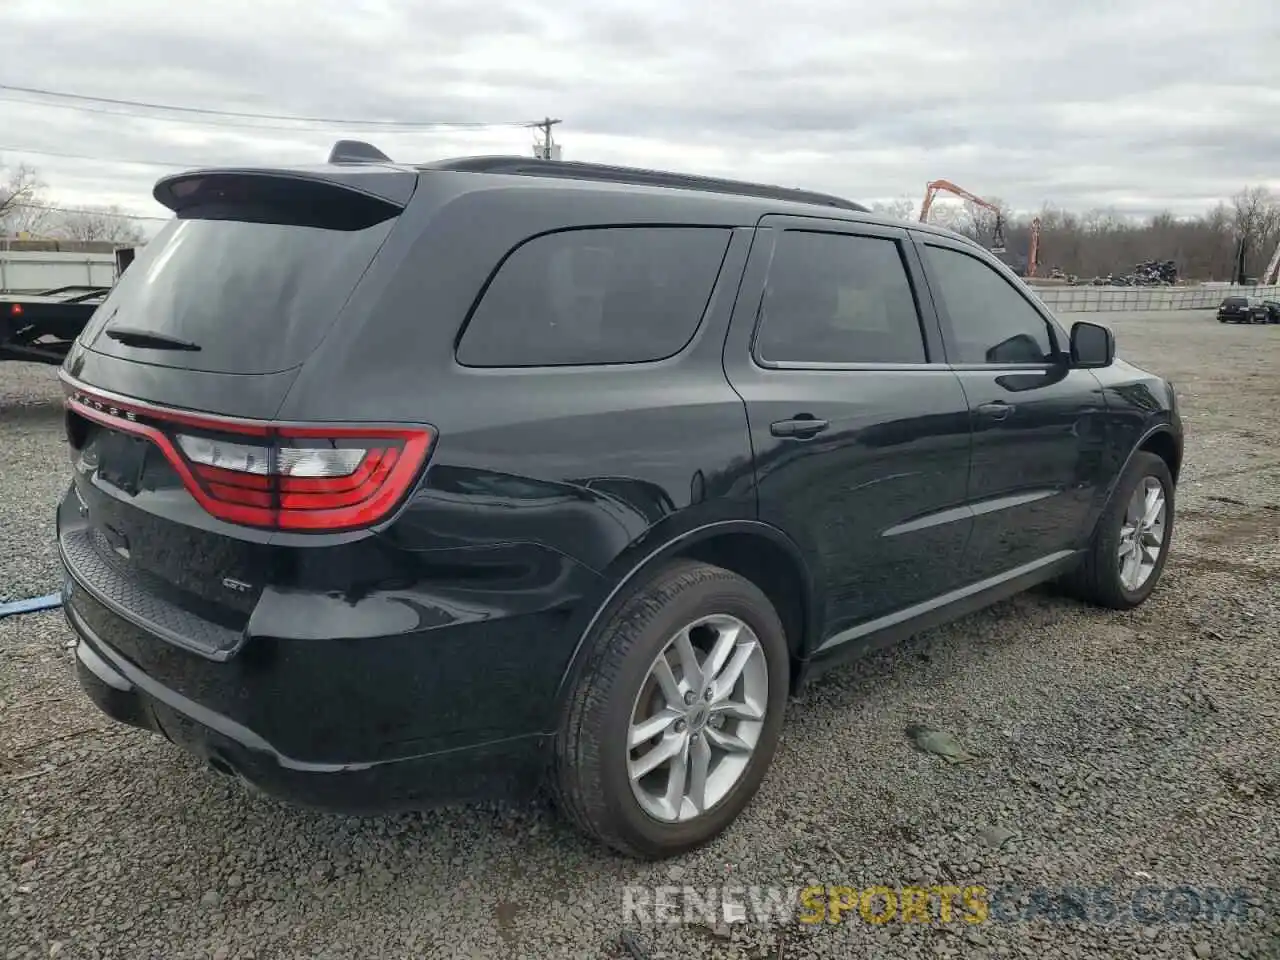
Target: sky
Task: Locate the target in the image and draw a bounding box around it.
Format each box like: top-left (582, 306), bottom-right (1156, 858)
top-left (1, 0), bottom-right (1277, 233)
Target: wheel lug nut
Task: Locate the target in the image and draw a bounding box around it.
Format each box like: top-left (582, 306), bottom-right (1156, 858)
top-left (704, 688), bottom-right (713, 701)
top-left (683, 691), bottom-right (696, 705)
top-left (674, 719), bottom-right (686, 732)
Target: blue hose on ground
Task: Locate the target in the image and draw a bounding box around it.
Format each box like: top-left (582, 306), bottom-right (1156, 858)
top-left (0, 592), bottom-right (63, 619)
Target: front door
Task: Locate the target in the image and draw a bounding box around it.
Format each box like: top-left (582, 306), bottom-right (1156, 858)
top-left (912, 234), bottom-right (1110, 582)
top-left (723, 217), bottom-right (973, 646)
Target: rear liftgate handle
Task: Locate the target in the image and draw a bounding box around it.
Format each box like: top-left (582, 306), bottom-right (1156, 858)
top-left (770, 415), bottom-right (830, 439)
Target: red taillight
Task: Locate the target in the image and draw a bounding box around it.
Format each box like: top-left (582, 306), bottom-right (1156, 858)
top-left (9, 303), bottom-right (22, 317)
top-left (65, 385), bottom-right (434, 532)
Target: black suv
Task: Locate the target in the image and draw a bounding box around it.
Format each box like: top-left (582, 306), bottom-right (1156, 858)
top-left (1217, 295), bottom-right (1268, 323)
top-left (58, 147), bottom-right (1182, 859)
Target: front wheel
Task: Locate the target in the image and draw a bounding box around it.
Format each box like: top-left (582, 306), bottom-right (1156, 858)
top-left (553, 560), bottom-right (790, 859)
top-left (1062, 451), bottom-right (1175, 609)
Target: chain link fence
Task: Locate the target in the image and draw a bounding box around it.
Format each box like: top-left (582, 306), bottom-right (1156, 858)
top-left (1029, 284), bottom-right (1280, 313)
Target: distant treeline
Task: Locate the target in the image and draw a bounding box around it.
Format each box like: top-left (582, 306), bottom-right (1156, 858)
top-left (935, 187), bottom-right (1280, 282)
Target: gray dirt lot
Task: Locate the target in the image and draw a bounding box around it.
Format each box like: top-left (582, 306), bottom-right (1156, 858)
top-left (1, 309), bottom-right (1277, 960)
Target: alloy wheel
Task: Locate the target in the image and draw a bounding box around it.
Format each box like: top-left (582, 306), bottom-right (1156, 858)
top-left (626, 614), bottom-right (768, 823)
top-left (1117, 476), bottom-right (1167, 591)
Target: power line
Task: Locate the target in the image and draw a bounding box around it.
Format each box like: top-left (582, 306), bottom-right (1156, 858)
top-left (0, 94), bottom-right (532, 134)
top-left (0, 83), bottom-right (540, 130)
top-left (0, 144), bottom-right (197, 169)
top-left (0, 93), bottom-right (349, 132)
top-left (9, 202), bottom-right (169, 223)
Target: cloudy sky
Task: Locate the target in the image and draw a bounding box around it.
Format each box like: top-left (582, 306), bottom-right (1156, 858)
top-left (2, 0), bottom-right (1277, 231)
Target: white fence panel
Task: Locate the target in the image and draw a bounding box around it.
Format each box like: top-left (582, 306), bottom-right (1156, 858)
top-left (1031, 284), bottom-right (1280, 313)
top-left (0, 251), bottom-right (118, 293)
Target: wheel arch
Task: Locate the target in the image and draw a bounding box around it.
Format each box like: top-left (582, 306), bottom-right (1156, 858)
top-left (1137, 426), bottom-right (1182, 485)
top-left (552, 520), bottom-right (820, 710)
top-left (1106, 421), bottom-right (1182, 500)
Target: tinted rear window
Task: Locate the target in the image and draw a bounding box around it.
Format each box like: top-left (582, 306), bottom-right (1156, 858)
top-left (456, 227), bottom-right (731, 367)
top-left (87, 216), bottom-right (394, 375)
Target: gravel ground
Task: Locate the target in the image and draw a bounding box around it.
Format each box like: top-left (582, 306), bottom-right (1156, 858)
top-left (1, 310), bottom-right (1277, 960)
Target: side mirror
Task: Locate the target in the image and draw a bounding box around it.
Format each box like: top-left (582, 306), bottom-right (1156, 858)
top-left (1070, 320), bottom-right (1114, 368)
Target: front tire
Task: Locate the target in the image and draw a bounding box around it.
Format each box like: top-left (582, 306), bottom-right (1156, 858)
top-left (1063, 451), bottom-right (1175, 609)
top-left (553, 560), bottom-right (790, 859)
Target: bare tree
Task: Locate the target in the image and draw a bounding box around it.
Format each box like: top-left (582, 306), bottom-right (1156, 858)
top-left (43, 205), bottom-right (147, 245)
top-left (933, 187), bottom-right (1276, 282)
top-left (1232, 186), bottom-right (1275, 240)
top-left (1231, 186), bottom-right (1279, 279)
top-left (869, 197), bottom-right (916, 221)
top-left (962, 196), bottom-right (1009, 250)
top-left (0, 158), bottom-right (47, 235)
top-left (926, 203), bottom-right (969, 233)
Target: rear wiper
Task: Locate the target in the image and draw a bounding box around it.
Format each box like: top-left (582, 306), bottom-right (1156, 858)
top-left (106, 327), bottom-right (201, 351)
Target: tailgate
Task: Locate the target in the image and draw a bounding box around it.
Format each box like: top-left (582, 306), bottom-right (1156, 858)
top-left (57, 166), bottom-right (416, 656)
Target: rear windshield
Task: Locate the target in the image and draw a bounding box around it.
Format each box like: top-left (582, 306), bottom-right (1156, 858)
top-left (86, 216), bottom-right (394, 375)
top-left (1223, 297), bottom-right (1248, 305)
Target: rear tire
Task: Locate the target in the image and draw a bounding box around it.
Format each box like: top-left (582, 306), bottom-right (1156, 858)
top-left (553, 560), bottom-right (790, 859)
top-left (1062, 451), bottom-right (1174, 609)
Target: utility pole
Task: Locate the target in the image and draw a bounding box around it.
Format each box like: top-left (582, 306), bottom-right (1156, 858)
top-left (1234, 234), bottom-right (1249, 286)
top-left (533, 117), bottom-right (561, 160)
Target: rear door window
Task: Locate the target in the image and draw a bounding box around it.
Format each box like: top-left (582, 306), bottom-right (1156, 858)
top-left (456, 227), bottom-right (731, 367)
top-left (754, 229), bottom-right (928, 364)
top-left (87, 216), bottom-right (395, 375)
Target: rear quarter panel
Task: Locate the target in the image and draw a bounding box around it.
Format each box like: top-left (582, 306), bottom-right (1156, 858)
top-left (281, 181), bottom-right (762, 568)
top-left (272, 184), bottom-right (761, 737)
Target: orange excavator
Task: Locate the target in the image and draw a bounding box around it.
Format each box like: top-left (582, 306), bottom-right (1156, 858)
top-left (919, 179), bottom-right (1041, 278)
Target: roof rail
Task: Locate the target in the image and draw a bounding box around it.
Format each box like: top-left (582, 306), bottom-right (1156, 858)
top-left (328, 139), bottom-right (393, 164)
top-left (418, 155), bottom-right (869, 212)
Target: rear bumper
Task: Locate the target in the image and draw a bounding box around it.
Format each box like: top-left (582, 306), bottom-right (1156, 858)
top-left (67, 599), bottom-right (549, 813)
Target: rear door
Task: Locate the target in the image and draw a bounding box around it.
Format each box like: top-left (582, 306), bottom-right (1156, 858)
top-left (912, 233), bottom-right (1109, 582)
top-left (723, 216), bottom-right (973, 647)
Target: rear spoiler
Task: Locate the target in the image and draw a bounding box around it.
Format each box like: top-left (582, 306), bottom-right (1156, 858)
top-left (152, 165), bottom-right (417, 228)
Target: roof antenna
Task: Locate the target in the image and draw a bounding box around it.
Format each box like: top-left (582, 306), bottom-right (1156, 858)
top-left (328, 140), bottom-right (392, 164)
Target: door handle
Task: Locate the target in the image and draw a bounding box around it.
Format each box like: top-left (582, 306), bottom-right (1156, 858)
top-left (975, 401), bottom-right (1013, 421)
top-left (770, 417), bottom-right (829, 439)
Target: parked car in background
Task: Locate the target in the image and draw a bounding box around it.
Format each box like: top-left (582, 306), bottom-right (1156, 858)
top-left (1217, 296), bottom-right (1268, 323)
top-left (57, 147), bottom-right (1184, 859)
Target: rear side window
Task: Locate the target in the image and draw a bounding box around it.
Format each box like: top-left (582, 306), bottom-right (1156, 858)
top-left (456, 227), bottom-right (731, 367)
top-left (755, 230), bottom-right (927, 364)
